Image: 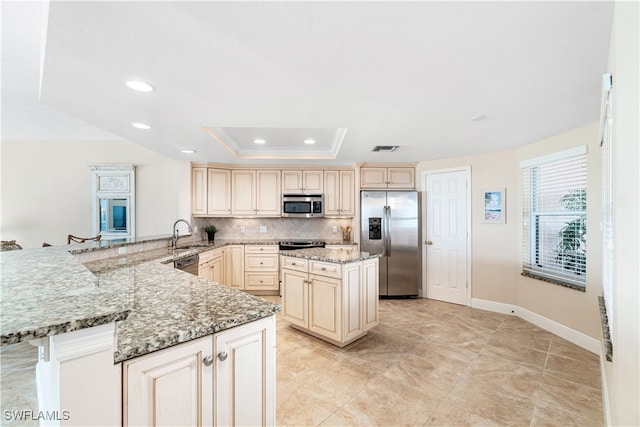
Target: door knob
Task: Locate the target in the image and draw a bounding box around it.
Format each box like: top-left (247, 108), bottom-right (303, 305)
top-left (426, 241), bottom-right (433, 245)
top-left (218, 351), bottom-right (228, 361)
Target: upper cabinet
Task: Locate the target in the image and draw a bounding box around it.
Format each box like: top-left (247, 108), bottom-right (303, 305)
top-left (231, 170), bottom-right (281, 216)
top-left (207, 169), bottom-right (232, 215)
top-left (360, 166), bottom-right (415, 189)
top-left (282, 170), bottom-right (323, 194)
top-left (324, 170), bottom-right (355, 217)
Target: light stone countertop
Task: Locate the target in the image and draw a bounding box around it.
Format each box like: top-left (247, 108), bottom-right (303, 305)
top-left (1, 239), bottom-right (281, 363)
top-left (279, 247), bottom-right (380, 263)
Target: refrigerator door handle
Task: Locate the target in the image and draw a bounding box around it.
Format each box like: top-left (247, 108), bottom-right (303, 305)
top-left (384, 205), bottom-right (391, 256)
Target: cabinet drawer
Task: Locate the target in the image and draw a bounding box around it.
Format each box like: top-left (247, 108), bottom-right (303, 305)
top-left (244, 273), bottom-right (279, 290)
top-left (244, 253), bottom-right (279, 271)
top-left (199, 249), bottom-right (221, 264)
top-left (281, 256), bottom-right (308, 273)
top-left (309, 260), bottom-right (342, 279)
top-left (245, 245), bottom-right (279, 254)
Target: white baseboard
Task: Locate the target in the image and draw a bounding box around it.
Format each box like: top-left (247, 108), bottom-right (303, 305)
top-left (471, 298), bottom-right (517, 315)
top-left (471, 298), bottom-right (601, 355)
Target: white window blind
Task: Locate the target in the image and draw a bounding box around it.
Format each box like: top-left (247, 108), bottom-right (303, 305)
top-left (521, 147), bottom-right (588, 289)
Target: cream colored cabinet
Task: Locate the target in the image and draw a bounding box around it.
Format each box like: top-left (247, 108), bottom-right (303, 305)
top-left (231, 170), bottom-right (257, 215)
top-left (123, 336), bottom-right (214, 426)
top-left (360, 166), bottom-right (415, 189)
top-left (207, 168), bottom-right (232, 215)
top-left (232, 170), bottom-right (281, 216)
top-left (244, 245), bottom-right (279, 293)
top-left (215, 316), bottom-right (276, 427)
top-left (281, 256), bottom-right (379, 346)
top-left (199, 249), bottom-right (224, 283)
top-left (324, 170), bottom-right (355, 216)
top-left (282, 170), bottom-right (323, 194)
top-left (192, 167), bottom-right (208, 215)
top-left (224, 245), bottom-right (244, 290)
top-left (123, 317), bottom-right (276, 427)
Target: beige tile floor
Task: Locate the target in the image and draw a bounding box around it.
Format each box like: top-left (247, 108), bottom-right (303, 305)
top-left (1, 297), bottom-right (604, 427)
top-left (266, 297), bottom-right (604, 427)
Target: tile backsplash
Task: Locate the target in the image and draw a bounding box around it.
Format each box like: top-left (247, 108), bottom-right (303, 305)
top-left (193, 217), bottom-right (354, 241)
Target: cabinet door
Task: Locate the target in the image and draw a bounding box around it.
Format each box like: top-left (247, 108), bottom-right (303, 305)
top-left (363, 258), bottom-right (379, 330)
top-left (387, 168), bottom-right (415, 189)
top-left (123, 336), bottom-right (213, 427)
top-left (192, 167), bottom-right (208, 215)
top-left (281, 269), bottom-right (308, 328)
top-left (342, 263), bottom-right (364, 342)
top-left (303, 171), bottom-right (323, 193)
top-left (323, 171), bottom-right (340, 216)
top-left (215, 317), bottom-right (276, 427)
top-left (256, 170), bottom-right (281, 216)
top-left (198, 260), bottom-right (210, 279)
top-left (211, 252), bottom-right (224, 284)
top-left (224, 245), bottom-right (244, 290)
top-left (231, 170), bottom-right (256, 215)
top-left (308, 274), bottom-right (341, 342)
top-left (360, 167), bottom-right (388, 188)
top-left (339, 170), bottom-right (355, 216)
top-left (208, 169), bottom-right (231, 215)
top-left (282, 171), bottom-right (303, 193)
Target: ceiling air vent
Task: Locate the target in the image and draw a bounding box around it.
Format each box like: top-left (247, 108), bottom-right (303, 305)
top-left (372, 145), bottom-right (399, 152)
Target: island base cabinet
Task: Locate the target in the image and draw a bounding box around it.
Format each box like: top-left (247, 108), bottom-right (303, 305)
top-left (123, 336), bottom-right (213, 427)
top-left (282, 256), bottom-right (379, 347)
top-left (215, 316), bottom-right (276, 427)
top-left (123, 317), bottom-right (276, 427)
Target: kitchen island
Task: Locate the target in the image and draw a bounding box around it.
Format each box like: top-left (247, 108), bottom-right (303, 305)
top-left (0, 237), bottom-right (280, 426)
top-left (280, 247), bottom-right (380, 347)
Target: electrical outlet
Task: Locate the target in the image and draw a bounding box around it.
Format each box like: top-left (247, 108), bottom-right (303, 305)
top-left (240, 226), bottom-right (246, 234)
top-left (260, 226), bottom-right (267, 233)
top-left (332, 226), bottom-right (338, 233)
top-left (118, 247), bottom-right (126, 254)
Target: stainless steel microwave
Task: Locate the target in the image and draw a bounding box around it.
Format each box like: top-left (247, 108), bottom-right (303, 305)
top-left (282, 194), bottom-right (324, 218)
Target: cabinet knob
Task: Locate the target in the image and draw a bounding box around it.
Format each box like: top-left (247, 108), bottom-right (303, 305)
top-left (260, 262), bottom-right (264, 265)
top-left (203, 355), bottom-right (213, 366)
top-left (291, 262), bottom-right (296, 266)
top-left (321, 267), bottom-right (326, 271)
top-left (218, 351), bottom-right (228, 361)
top-left (426, 241), bottom-right (433, 245)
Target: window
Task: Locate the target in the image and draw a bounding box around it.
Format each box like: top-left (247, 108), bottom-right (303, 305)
top-left (520, 146), bottom-right (588, 290)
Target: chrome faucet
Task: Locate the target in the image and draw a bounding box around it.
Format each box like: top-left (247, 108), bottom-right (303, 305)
top-left (172, 219), bottom-right (192, 249)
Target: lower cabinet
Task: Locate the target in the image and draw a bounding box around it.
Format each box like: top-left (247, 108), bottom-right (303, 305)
top-left (122, 316), bottom-right (276, 427)
top-left (244, 245), bottom-right (279, 294)
top-left (281, 256), bottom-right (379, 347)
top-left (199, 248), bottom-right (224, 283)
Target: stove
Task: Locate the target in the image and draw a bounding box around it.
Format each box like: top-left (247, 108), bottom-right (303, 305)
top-left (278, 240), bottom-right (326, 251)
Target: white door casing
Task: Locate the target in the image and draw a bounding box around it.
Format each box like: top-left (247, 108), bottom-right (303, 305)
top-left (422, 168), bottom-right (471, 305)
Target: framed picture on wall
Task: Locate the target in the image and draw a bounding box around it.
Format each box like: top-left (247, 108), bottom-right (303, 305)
top-left (483, 188), bottom-right (505, 224)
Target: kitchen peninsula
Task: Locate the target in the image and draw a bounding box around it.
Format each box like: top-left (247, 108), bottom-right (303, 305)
top-left (280, 247), bottom-right (380, 347)
top-left (0, 236), bottom-right (280, 426)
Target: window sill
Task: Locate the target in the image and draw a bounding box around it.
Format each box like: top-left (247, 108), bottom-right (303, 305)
top-left (521, 270), bottom-right (586, 292)
top-left (598, 296), bottom-right (613, 362)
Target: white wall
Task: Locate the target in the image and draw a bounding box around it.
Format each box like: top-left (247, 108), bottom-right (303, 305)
top-left (0, 139), bottom-right (188, 248)
top-left (418, 122), bottom-right (602, 340)
top-left (602, 1), bottom-right (639, 425)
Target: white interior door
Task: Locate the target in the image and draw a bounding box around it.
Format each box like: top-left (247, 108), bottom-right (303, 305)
top-left (424, 169), bottom-right (470, 305)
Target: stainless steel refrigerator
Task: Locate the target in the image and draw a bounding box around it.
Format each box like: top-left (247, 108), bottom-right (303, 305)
top-left (360, 191), bottom-right (420, 297)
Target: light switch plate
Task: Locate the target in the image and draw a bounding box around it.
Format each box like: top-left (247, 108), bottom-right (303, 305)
top-left (332, 226), bottom-right (338, 233)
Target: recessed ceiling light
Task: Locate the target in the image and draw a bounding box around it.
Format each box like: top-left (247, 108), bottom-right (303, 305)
top-left (470, 115), bottom-right (487, 122)
top-left (254, 139), bottom-right (266, 144)
top-left (304, 139), bottom-right (316, 145)
top-left (181, 149), bottom-right (196, 154)
top-left (132, 123), bottom-right (151, 130)
top-left (126, 80), bottom-right (154, 92)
